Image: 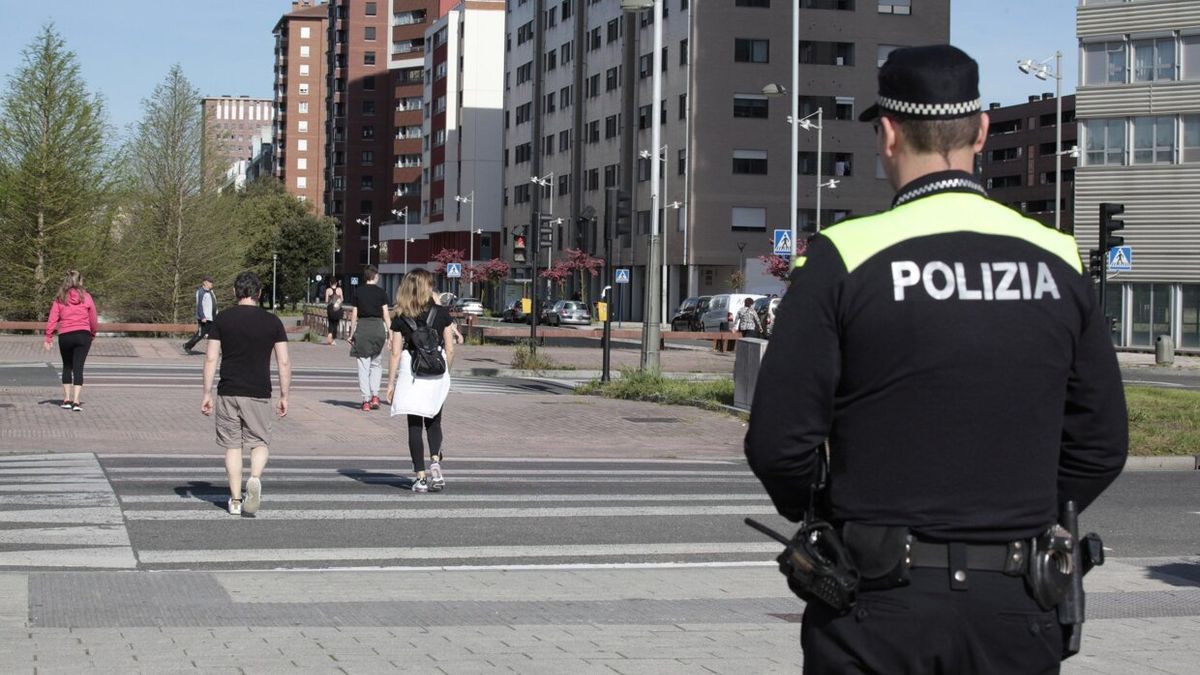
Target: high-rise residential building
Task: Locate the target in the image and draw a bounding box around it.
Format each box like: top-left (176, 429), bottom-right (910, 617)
top-left (980, 94), bottom-right (1078, 231)
top-left (324, 0), bottom-right (437, 290)
top-left (376, 0), bottom-right (505, 294)
top-left (1075, 0), bottom-right (1200, 351)
top-left (273, 0), bottom-right (330, 212)
top-left (500, 0), bottom-right (949, 320)
top-left (202, 95), bottom-right (275, 174)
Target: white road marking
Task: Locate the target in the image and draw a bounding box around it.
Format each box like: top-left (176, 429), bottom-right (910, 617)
top-left (138, 542), bottom-right (783, 564)
top-left (104, 467), bottom-right (743, 477)
top-left (110, 475), bottom-right (755, 484)
top-left (119, 493), bottom-right (770, 504)
top-left (0, 493), bottom-right (118, 506)
top-left (0, 525), bottom-right (131, 546)
top-left (0, 483), bottom-right (113, 493)
top-left (0, 548), bottom-right (136, 569)
top-left (96, 454), bottom-right (738, 464)
top-left (123, 505), bottom-right (777, 521)
top-left (1124, 379), bottom-right (1190, 388)
top-left (0, 507), bottom-right (126, 525)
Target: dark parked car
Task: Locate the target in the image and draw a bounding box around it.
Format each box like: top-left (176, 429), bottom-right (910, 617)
top-left (670, 296), bottom-right (710, 331)
top-left (501, 299), bottom-right (527, 323)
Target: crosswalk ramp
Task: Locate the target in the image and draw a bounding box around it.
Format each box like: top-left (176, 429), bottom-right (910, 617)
top-left (75, 365), bottom-right (573, 395)
top-left (0, 453), bottom-right (784, 571)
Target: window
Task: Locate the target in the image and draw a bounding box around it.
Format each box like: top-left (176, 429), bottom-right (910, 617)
top-left (589, 27), bottom-right (602, 51)
top-left (1133, 116), bottom-right (1174, 164)
top-left (298, 120), bottom-right (308, 132)
top-left (362, 100), bottom-right (375, 115)
top-left (515, 142), bottom-right (532, 164)
top-left (638, 104), bottom-right (651, 129)
top-left (1084, 118), bottom-right (1126, 166)
top-left (562, 0), bottom-right (574, 20)
top-left (735, 39), bottom-right (769, 63)
top-left (733, 149), bottom-right (768, 174)
top-left (299, 26), bottom-right (311, 39)
top-left (586, 168), bottom-right (599, 191)
top-left (800, 41), bottom-right (855, 66)
top-left (544, 134), bottom-right (555, 155)
top-left (607, 18), bottom-right (621, 43)
top-left (298, 83), bottom-right (309, 95)
top-left (1133, 37), bottom-right (1175, 82)
top-left (1184, 115), bottom-right (1200, 161)
top-left (605, 114), bottom-right (619, 139)
top-left (546, 48), bottom-right (557, 72)
top-left (1083, 41), bottom-right (1126, 85)
top-left (544, 92), bottom-right (556, 114)
top-left (606, 66), bottom-right (620, 91)
top-left (736, 0), bottom-right (770, 6)
top-left (835, 96), bottom-right (854, 120)
top-left (515, 102), bottom-right (532, 125)
top-left (679, 93), bottom-right (687, 120)
top-left (297, 139), bottom-right (308, 151)
top-left (678, 148), bottom-right (686, 175)
top-left (560, 85), bottom-right (573, 108)
top-left (433, 129), bottom-right (446, 146)
top-left (587, 120), bottom-right (600, 143)
top-left (299, 64), bottom-right (310, 76)
top-left (561, 41), bottom-right (574, 64)
top-left (605, 164), bottom-right (619, 189)
top-left (639, 53), bottom-right (653, 78)
top-left (517, 62), bottom-right (532, 84)
top-left (298, 101), bottom-right (309, 114)
top-left (558, 174), bottom-right (571, 196)
top-left (300, 45), bottom-right (310, 58)
top-left (637, 157), bottom-right (650, 182)
top-left (1184, 35), bottom-right (1200, 80)
top-left (361, 176), bottom-right (374, 191)
top-left (680, 39), bottom-right (688, 65)
top-left (559, 129), bottom-right (571, 152)
top-left (517, 21), bottom-right (534, 45)
top-left (364, 76), bottom-right (375, 91)
top-left (731, 207), bottom-right (767, 231)
top-left (297, 176), bottom-right (307, 189)
top-left (1182, 285), bottom-right (1200, 348)
top-left (365, 26), bottom-right (376, 41)
top-left (878, 44), bottom-right (900, 67)
top-left (365, 1), bottom-right (376, 15)
top-left (364, 51), bottom-right (376, 66)
top-left (878, 0), bottom-right (910, 14)
top-left (734, 95), bottom-right (769, 118)
top-left (362, 125), bottom-right (374, 139)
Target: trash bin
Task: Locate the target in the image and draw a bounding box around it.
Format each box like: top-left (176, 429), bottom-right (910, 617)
top-left (1155, 334), bottom-right (1175, 366)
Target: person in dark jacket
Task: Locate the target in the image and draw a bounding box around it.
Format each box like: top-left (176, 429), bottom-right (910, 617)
top-left (744, 45), bottom-right (1127, 674)
top-left (183, 275), bottom-right (216, 353)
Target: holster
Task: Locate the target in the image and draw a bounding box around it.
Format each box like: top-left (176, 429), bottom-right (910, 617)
top-left (842, 522), bottom-right (912, 591)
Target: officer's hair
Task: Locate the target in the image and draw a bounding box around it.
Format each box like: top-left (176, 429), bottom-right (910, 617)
top-left (895, 113), bottom-right (982, 157)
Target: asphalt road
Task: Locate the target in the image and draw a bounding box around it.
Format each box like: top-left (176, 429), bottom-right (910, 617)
top-left (1121, 367), bottom-right (1200, 391)
top-left (2, 453), bottom-right (1194, 572)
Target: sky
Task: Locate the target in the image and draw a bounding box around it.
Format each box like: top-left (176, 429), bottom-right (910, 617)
top-left (0, 1), bottom-right (1078, 132)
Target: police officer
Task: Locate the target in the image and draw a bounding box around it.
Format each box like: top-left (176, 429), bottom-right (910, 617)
top-left (745, 45), bottom-right (1127, 673)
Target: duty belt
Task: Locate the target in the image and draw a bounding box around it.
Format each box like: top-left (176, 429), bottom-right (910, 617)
top-left (907, 539), bottom-right (1029, 590)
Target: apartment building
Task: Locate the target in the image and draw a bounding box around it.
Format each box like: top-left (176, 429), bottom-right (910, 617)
top-left (1075, 0), bottom-right (1200, 350)
top-left (273, 0), bottom-right (329, 212)
top-left (980, 94), bottom-right (1078, 231)
top-left (500, 0), bottom-right (949, 319)
top-left (377, 0), bottom-right (506, 295)
top-left (201, 96), bottom-right (275, 174)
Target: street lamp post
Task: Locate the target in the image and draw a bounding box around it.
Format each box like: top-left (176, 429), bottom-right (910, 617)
top-left (355, 214), bottom-right (372, 267)
top-left (641, 144), bottom-right (674, 324)
top-left (271, 252), bottom-right (278, 310)
top-left (454, 192), bottom-right (476, 298)
top-left (391, 207), bottom-right (409, 272)
top-left (1018, 51), bottom-right (1063, 231)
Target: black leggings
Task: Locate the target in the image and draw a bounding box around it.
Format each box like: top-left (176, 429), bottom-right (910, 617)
top-left (58, 331), bottom-right (92, 386)
top-left (407, 409), bottom-right (443, 472)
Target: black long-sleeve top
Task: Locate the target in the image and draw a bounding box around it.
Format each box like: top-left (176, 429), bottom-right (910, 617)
top-left (745, 172), bottom-right (1128, 542)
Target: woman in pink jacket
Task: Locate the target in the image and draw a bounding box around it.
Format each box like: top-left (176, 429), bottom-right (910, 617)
top-left (43, 270), bottom-right (98, 411)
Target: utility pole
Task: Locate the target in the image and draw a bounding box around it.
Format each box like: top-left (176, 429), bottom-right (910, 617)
top-left (641, 0), bottom-right (664, 372)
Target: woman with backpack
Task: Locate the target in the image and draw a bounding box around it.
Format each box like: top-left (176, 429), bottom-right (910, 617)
top-left (324, 277), bottom-right (343, 346)
top-left (42, 270), bottom-right (98, 412)
top-left (385, 269), bottom-right (456, 493)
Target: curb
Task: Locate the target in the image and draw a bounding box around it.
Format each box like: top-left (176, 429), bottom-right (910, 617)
top-left (454, 368), bottom-right (729, 381)
top-left (1123, 455), bottom-right (1198, 471)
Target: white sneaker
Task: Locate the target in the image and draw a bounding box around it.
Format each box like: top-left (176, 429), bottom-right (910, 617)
top-left (243, 477), bottom-right (262, 515)
top-left (429, 461), bottom-right (445, 492)
top-left (411, 477), bottom-right (429, 493)
top-left (227, 498), bottom-right (242, 516)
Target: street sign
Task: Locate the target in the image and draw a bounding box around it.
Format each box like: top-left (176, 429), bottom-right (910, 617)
top-left (615, 268), bottom-right (631, 284)
top-left (1108, 246), bottom-right (1132, 272)
top-left (446, 262), bottom-right (463, 278)
top-left (773, 229), bottom-right (793, 256)
top-left (350, 276), bottom-right (360, 286)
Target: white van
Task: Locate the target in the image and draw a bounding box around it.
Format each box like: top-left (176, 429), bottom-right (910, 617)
top-left (701, 293), bottom-right (765, 332)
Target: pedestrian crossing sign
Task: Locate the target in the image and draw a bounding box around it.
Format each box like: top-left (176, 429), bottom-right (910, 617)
top-left (615, 268), bottom-right (631, 284)
top-left (447, 262), bottom-right (463, 278)
top-left (1108, 246), bottom-right (1132, 272)
top-left (773, 229), bottom-right (793, 256)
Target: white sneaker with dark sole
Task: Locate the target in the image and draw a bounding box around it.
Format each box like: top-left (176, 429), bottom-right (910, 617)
top-left (411, 477), bottom-right (429, 493)
top-left (243, 477), bottom-right (262, 515)
top-left (429, 461), bottom-right (445, 492)
top-left (227, 498), bottom-right (242, 516)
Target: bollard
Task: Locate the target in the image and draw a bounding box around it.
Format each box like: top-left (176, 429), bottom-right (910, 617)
top-left (734, 338), bottom-right (770, 410)
top-left (1155, 334), bottom-right (1175, 366)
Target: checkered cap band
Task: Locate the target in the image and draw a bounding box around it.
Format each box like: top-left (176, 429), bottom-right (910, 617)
top-left (878, 95), bottom-right (982, 118)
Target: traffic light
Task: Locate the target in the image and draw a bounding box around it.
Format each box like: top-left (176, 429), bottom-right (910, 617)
top-left (1087, 248), bottom-right (1103, 283)
top-left (513, 226), bottom-right (527, 264)
top-left (606, 188), bottom-right (632, 238)
top-left (1100, 202), bottom-right (1125, 250)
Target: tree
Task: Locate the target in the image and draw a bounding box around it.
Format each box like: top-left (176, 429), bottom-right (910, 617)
top-left (274, 214), bottom-right (336, 308)
top-left (759, 255), bottom-right (791, 281)
top-left (236, 177), bottom-right (321, 284)
top-left (0, 25), bottom-right (116, 320)
top-left (562, 248), bottom-right (604, 304)
top-left (540, 261), bottom-right (571, 294)
top-left (110, 65), bottom-right (244, 322)
top-left (471, 258), bottom-right (510, 310)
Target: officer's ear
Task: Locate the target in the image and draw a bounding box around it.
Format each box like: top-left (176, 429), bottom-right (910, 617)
top-left (878, 115), bottom-right (901, 160)
top-left (972, 113), bottom-right (990, 154)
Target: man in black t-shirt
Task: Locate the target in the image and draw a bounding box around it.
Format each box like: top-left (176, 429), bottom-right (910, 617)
top-left (348, 266), bottom-right (390, 411)
top-left (201, 271), bottom-right (292, 517)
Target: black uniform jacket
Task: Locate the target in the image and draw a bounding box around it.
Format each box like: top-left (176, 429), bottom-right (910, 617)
top-left (744, 171), bottom-right (1128, 542)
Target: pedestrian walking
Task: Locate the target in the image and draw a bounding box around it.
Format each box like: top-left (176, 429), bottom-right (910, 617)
top-left (385, 269), bottom-right (455, 493)
top-left (744, 45), bottom-right (1127, 674)
top-left (200, 271), bottom-right (291, 517)
top-left (734, 297), bottom-right (762, 338)
top-left (348, 265), bottom-right (390, 411)
top-left (183, 275), bottom-right (216, 354)
top-left (42, 270), bottom-right (97, 412)
top-left (324, 277), bottom-right (343, 346)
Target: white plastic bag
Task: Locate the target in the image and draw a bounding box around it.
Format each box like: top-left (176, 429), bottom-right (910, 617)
top-left (390, 349), bottom-right (450, 418)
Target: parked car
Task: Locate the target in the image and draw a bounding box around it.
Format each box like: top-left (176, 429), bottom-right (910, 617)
top-left (701, 293), bottom-right (766, 332)
top-left (501, 299), bottom-right (526, 323)
top-left (761, 297), bottom-right (781, 336)
top-left (451, 298), bottom-right (484, 317)
top-left (544, 300), bottom-right (592, 326)
top-left (670, 296), bottom-right (710, 331)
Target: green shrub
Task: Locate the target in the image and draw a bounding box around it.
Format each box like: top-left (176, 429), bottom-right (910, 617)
top-left (578, 368), bottom-right (734, 412)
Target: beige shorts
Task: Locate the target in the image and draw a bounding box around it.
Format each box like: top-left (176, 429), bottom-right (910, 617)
top-left (215, 396), bottom-right (273, 450)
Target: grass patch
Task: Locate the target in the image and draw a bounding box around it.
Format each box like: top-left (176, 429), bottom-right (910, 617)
top-left (510, 340), bottom-right (576, 372)
top-left (577, 368), bottom-right (735, 414)
top-left (1126, 386), bottom-right (1200, 456)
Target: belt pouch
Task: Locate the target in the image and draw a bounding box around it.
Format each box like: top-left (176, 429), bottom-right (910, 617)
top-left (842, 522), bottom-right (911, 591)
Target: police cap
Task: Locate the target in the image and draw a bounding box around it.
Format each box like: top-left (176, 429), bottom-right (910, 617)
top-left (859, 44), bottom-right (982, 122)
